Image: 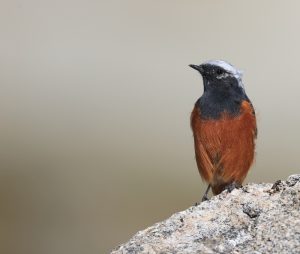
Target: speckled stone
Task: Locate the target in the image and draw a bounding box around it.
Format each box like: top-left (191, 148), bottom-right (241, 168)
top-left (111, 175), bottom-right (300, 254)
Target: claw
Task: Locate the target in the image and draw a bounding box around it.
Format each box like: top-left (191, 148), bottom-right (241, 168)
top-left (226, 182), bottom-right (242, 193)
top-left (201, 194), bottom-right (209, 202)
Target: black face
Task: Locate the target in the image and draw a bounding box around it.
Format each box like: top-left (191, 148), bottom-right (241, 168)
top-left (189, 63), bottom-right (249, 119)
top-left (189, 64), bottom-right (239, 91)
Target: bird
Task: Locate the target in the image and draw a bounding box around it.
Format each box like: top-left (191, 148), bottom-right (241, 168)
top-left (189, 60), bottom-right (257, 202)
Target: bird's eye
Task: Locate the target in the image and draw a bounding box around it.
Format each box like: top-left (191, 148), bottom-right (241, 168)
top-left (216, 69), bottom-right (224, 75)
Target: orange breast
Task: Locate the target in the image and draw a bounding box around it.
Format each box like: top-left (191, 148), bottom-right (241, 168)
top-left (191, 101), bottom-right (257, 194)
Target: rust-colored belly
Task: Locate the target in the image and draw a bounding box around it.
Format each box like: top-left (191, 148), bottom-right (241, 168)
top-left (191, 101), bottom-right (256, 194)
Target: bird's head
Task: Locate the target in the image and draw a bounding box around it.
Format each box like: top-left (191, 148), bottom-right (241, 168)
top-left (189, 60), bottom-right (244, 92)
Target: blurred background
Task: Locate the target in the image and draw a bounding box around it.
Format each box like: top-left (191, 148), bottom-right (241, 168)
top-left (1, 1), bottom-right (300, 253)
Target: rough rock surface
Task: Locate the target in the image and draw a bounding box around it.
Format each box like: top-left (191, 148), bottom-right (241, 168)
top-left (111, 175), bottom-right (300, 254)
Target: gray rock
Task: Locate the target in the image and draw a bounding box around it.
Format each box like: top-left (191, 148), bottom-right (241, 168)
top-left (111, 175), bottom-right (300, 254)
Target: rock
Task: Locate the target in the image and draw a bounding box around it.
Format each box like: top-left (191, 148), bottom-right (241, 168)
top-left (111, 175), bottom-right (300, 254)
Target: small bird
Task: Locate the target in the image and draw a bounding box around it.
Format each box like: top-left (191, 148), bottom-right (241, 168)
top-left (189, 60), bottom-right (257, 202)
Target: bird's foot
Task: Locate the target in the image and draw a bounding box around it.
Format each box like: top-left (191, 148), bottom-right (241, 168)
top-left (226, 182), bottom-right (242, 193)
top-left (201, 194), bottom-right (209, 202)
top-left (194, 194), bottom-right (210, 206)
top-left (194, 184), bottom-right (211, 205)
top-left (194, 194), bottom-right (209, 206)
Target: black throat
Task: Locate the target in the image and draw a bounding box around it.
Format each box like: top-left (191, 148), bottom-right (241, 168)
top-left (195, 84), bottom-right (247, 120)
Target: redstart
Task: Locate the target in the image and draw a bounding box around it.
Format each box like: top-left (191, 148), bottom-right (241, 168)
top-left (189, 60), bottom-right (257, 201)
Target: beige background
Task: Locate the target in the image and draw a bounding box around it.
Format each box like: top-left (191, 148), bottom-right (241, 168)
top-left (1, 1), bottom-right (300, 253)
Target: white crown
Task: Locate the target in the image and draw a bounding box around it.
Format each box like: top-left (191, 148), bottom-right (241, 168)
top-left (203, 60), bottom-right (244, 88)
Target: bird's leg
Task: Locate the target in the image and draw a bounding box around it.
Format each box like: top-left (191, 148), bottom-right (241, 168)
top-left (201, 184), bottom-right (211, 202)
top-left (226, 181), bottom-right (241, 193)
top-left (194, 185), bottom-right (211, 206)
